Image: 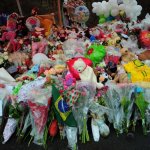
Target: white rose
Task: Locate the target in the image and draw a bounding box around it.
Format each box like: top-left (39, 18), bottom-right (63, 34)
top-left (4, 55), bottom-right (8, 60)
top-left (0, 58), bottom-right (3, 64)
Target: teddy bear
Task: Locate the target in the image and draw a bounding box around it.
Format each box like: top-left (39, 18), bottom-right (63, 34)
top-left (8, 52), bottom-right (29, 66)
top-left (138, 50), bottom-right (150, 61)
top-left (120, 47), bottom-right (137, 64)
top-left (32, 53), bottom-right (53, 67)
top-left (73, 58), bottom-right (103, 89)
top-left (113, 65), bottom-right (131, 83)
top-left (31, 36), bottom-right (48, 56)
top-left (106, 31), bottom-right (121, 46)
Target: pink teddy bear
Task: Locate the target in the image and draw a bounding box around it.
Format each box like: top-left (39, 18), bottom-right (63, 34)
top-left (32, 38), bottom-right (48, 56)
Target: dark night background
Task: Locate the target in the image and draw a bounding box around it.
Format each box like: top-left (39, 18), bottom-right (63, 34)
top-left (0, 0), bottom-right (150, 27)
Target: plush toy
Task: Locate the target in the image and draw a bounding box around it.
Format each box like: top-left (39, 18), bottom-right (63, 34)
top-left (105, 61), bottom-right (117, 79)
top-left (73, 58), bottom-right (103, 89)
top-left (120, 48), bottom-right (137, 64)
top-left (63, 72), bottom-right (76, 89)
top-left (85, 43), bottom-right (106, 66)
top-left (0, 31), bottom-right (16, 42)
top-left (32, 53), bottom-right (53, 67)
top-left (66, 57), bottom-right (93, 80)
top-left (113, 65), bottom-right (131, 84)
top-left (53, 64), bottom-right (66, 75)
top-left (138, 50), bottom-right (150, 61)
top-left (8, 52), bottom-right (29, 68)
top-left (106, 31), bottom-right (121, 46)
top-left (97, 72), bottom-right (109, 85)
top-left (31, 37), bottom-right (48, 56)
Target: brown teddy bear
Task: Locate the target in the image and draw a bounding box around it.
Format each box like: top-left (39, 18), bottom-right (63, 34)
top-left (138, 50), bottom-right (150, 61)
top-left (120, 48), bottom-right (137, 64)
top-left (113, 65), bottom-right (131, 83)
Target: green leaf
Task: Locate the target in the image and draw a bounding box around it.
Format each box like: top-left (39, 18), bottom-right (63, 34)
top-left (135, 93), bottom-right (149, 119)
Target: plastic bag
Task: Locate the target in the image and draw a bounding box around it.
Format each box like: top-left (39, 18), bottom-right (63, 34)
top-left (17, 77), bottom-right (46, 102)
top-left (2, 118), bottom-right (17, 144)
top-left (91, 118), bottom-right (100, 142)
top-left (65, 126), bottom-right (78, 150)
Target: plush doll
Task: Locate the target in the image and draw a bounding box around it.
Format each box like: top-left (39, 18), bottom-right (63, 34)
top-left (63, 72), bottom-right (76, 89)
top-left (91, 113), bottom-right (110, 142)
top-left (97, 72), bottom-right (109, 85)
top-left (120, 48), bottom-right (137, 64)
top-left (91, 28), bottom-right (110, 42)
top-left (66, 57), bottom-right (93, 80)
top-left (138, 50), bottom-right (150, 61)
top-left (106, 31), bottom-right (121, 46)
top-left (8, 52), bottom-right (29, 68)
top-left (0, 31), bottom-right (16, 42)
top-left (53, 64), bottom-right (66, 75)
top-left (73, 58), bottom-right (103, 89)
top-left (32, 53), bottom-right (53, 67)
top-left (113, 65), bottom-right (131, 83)
top-left (31, 37), bottom-right (48, 56)
top-left (105, 61), bottom-right (117, 79)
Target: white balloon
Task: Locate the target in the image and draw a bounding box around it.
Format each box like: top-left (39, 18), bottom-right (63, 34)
top-left (92, 2), bottom-right (97, 8)
top-left (111, 9), bottom-right (119, 17)
top-left (104, 11), bottom-right (110, 18)
top-left (119, 4), bottom-right (125, 10)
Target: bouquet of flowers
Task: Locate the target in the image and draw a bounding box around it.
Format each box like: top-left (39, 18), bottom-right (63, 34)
top-left (102, 83), bottom-right (124, 134)
top-left (27, 86), bottom-right (52, 145)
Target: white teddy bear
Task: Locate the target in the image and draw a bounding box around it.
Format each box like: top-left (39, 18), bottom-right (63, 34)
top-left (73, 58), bottom-right (103, 89)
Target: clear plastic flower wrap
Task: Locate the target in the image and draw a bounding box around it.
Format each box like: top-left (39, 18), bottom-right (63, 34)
top-left (27, 86), bottom-right (52, 145)
top-left (73, 81), bottom-right (96, 143)
top-left (0, 88), bottom-right (8, 124)
top-left (2, 118), bottom-right (18, 144)
top-left (17, 77), bottom-right (46, 102)
top-left (119, 84), bottom-right (135, 132)
top-left (65, 126), bottom-right (78, 150)
top-left (103, 83), bottom-right (136, 133)
top-left (144, 88), bottom-right (150, 126)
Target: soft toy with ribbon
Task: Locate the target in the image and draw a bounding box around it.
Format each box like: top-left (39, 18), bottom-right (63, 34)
top-left (66, 57), bottom-right (93, 80)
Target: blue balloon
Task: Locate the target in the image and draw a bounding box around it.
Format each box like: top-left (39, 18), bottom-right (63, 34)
top-left (58, 99), bottom-right (70, 113)
top-left (90, 35), bottom-right (96, 42)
